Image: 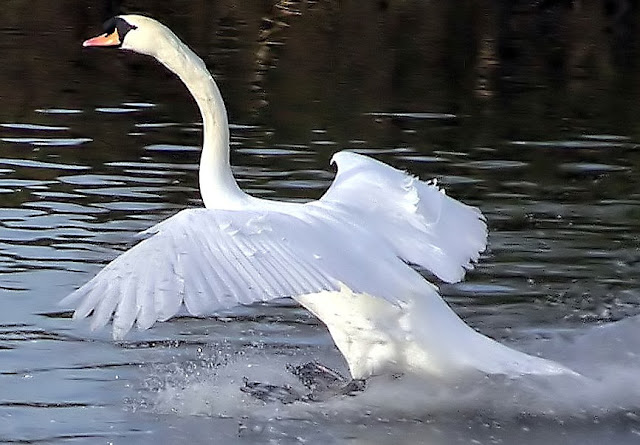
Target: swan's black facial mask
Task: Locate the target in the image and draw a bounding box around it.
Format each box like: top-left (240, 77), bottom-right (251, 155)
top-left (83, 17), bottom-right (137, 48)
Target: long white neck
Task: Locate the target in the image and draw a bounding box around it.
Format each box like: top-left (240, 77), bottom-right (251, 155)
top-left (153, 35), bottom-right (247, 209)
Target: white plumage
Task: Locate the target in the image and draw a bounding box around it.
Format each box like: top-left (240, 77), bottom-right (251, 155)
top-left (64, 15), bottom-right (577, 381)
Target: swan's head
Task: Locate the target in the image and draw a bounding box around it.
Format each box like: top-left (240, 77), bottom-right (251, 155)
top-left (83, 15), bottom-right (173, 58)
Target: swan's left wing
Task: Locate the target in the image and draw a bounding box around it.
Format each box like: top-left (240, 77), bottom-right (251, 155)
top-left (61, 207), bottom-right (422, 339)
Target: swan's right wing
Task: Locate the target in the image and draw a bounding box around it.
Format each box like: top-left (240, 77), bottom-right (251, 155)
top-left (319, 151), bottom-right (488, 283)
top-left (60, 207), bottom-right (423, 339)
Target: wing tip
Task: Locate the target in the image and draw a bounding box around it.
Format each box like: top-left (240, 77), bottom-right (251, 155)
top-left (58, 289), bottom-right (81, 308)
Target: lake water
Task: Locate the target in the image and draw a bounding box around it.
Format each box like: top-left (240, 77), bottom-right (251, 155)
top-left (2, 1), bottom-right (640, 444)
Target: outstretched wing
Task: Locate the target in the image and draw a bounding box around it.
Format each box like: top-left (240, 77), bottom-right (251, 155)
top-left (319, 151), bottom-right (487, 284)
top-left (61, 152), bottom-right (487, 339)
top-left (61, 206), bottom-right (425, 339)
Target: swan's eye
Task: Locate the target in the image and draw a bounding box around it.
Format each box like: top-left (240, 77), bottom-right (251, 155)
top-left (115, 17), bottom-right (138, 40)
top-left (102, 17), bottom-right (117, 35)
top-left (100, 17), bottom-right (137, 46)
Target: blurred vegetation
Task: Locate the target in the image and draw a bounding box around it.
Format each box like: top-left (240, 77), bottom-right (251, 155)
top-left (0, 0), bottom-right (639, 145)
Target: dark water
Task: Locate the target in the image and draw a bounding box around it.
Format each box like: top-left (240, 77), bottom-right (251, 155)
top-left (2, 1), bottom-right (640, 443)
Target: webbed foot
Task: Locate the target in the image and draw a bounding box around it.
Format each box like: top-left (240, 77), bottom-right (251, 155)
top-left (240, 377), bottom-right (305, 404)
top-left (287, 361), bottom-right (367, 401)
top-left (240, 362), bottom-right (367, 404)
top-left (340, 378), bottom-right (366, 396)
top-left (286, 361), bottom-right (346, 391)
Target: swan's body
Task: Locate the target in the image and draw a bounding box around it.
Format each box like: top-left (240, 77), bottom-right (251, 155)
top-left (64, 15), bottom-right (576, 380)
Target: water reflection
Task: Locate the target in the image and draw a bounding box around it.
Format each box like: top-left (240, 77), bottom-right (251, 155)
top-left (0, 1), bottom-right (640, 444)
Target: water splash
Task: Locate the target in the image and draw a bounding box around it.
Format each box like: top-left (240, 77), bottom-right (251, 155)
top-left (137, 316), bottom-right (640, 430)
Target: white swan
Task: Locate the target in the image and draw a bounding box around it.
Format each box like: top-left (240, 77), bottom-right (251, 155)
top-left (63, 15), bottom-right (576, 381)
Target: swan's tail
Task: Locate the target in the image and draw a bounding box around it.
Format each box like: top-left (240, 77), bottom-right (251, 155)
top-left (296, 284), bottom-right (579, 380)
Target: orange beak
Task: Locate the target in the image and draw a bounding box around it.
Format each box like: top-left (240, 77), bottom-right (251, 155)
top-left (83, 29), bottom-right (121, 47)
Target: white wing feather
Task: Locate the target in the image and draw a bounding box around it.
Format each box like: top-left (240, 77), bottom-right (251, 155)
top-left (61, 152), bottom-right (487, 339)
top-left (322, 152), bottom-right (487, 283)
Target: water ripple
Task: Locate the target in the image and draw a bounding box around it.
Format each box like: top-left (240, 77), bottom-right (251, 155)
top-left (35, 108), bottom-right (83, 115)
top-left (122, 102), bottom-right (156, 109)
top-left (366, 112), bottom-right (457, 120)
top-left (95, 107), bottom-right (138, 114)
top-left (511, 139), bottom-right (634, 149)
top-left (145, 144), bottom-right (199, 152)
top-left (559, 162), bottom-right (630, 173)
top-left (0, 401), bottom-right (98, 408)
top-left (1, 123), bottom-right (69, 131)
top-left (2, 137), bottom-right (92, 147)
top-left (0, 158), bottom-right (89, 171)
